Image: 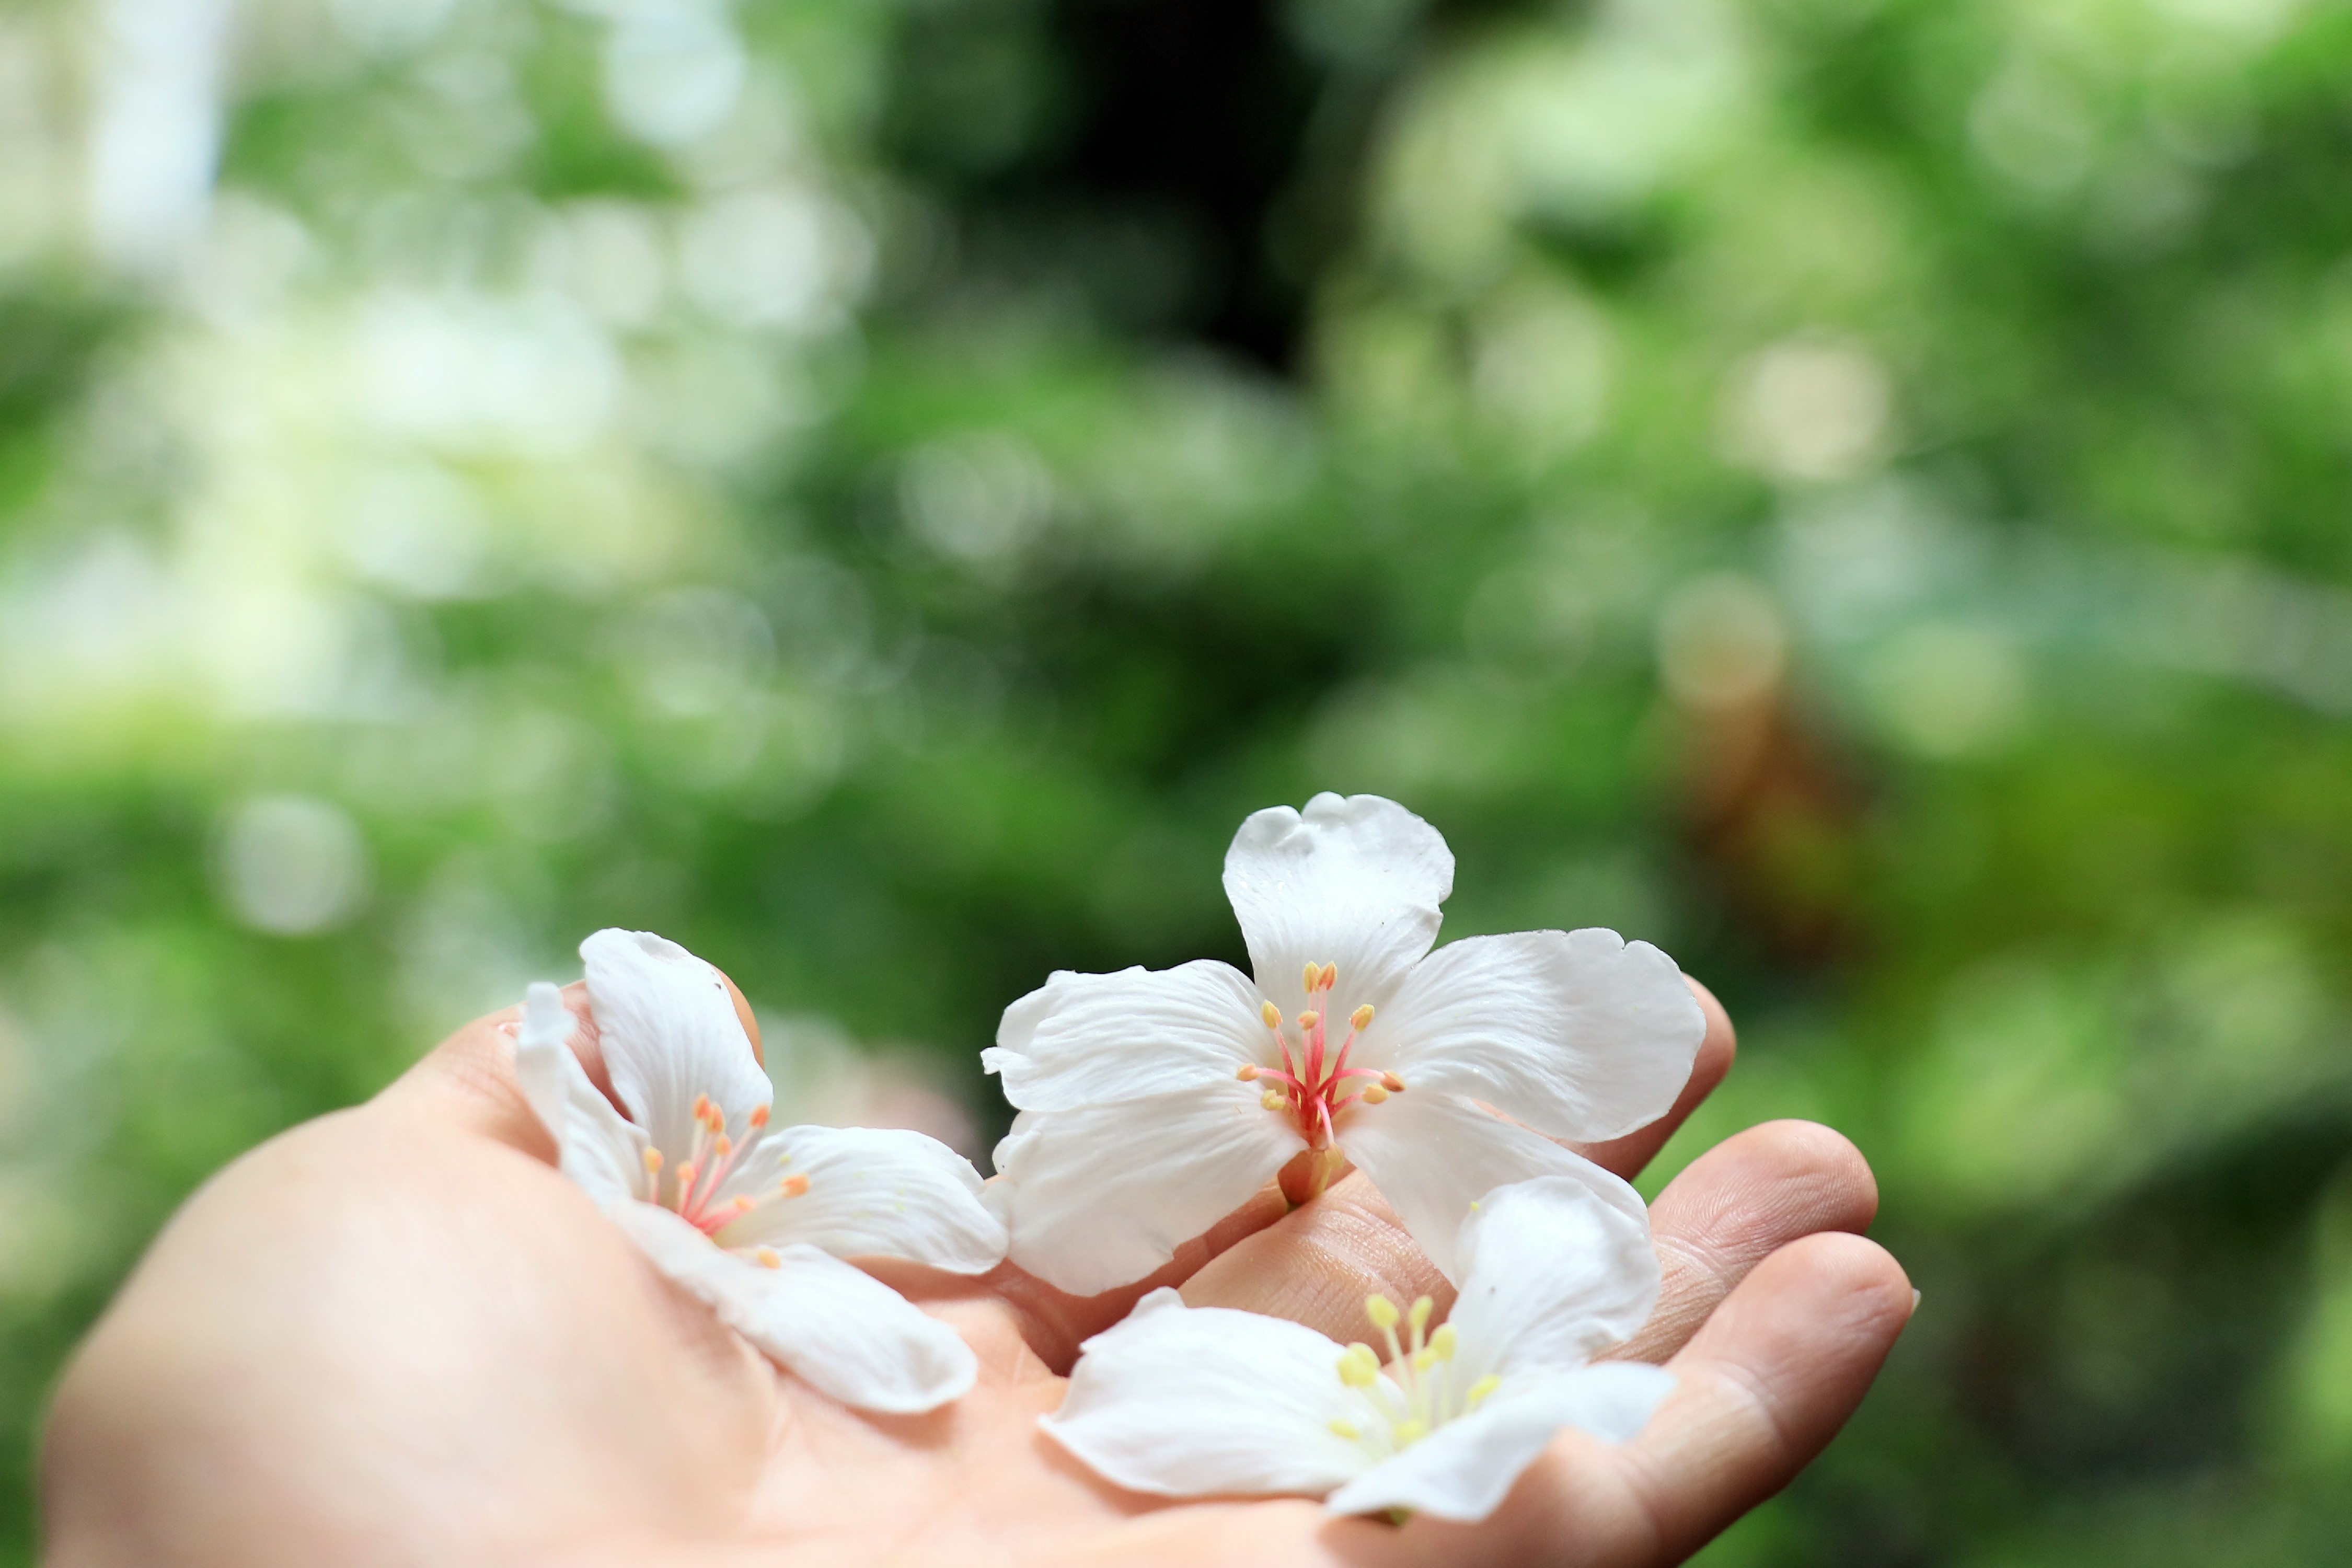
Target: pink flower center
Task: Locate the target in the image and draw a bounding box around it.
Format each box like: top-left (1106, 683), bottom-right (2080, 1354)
top-left (1240, 961), bottom-right (1405, 1148)
top-left (640, 1093), bottom-right (810, 1266)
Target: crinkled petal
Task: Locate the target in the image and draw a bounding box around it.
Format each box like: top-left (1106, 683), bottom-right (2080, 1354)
top-left (1223, 794), bottom-right (1452, 1019)
top-left (1044, 1288), bottom-right (1376, 1498)
top-left (514, 982), bottom-right (648, 1207)
top-left (1447, 1175), bottom-right (1661, 1386)
top-left (714, 1124), bottom-right (1007, 1274)
top-left (612, 1203), bottom-right (975, 1414)
top-left (1379, 929), bottom-right (1704, 1142)
top-left (581, 928), bottom-right (772, 1156)
top-left (993, 1085), bottom-right (1304, 1295)
top-left (984, 961), bottom-right (1264, 1111)
top-left (1338, 1090), bottom-right (1645, 1283)
top-left (1322, 1364), bottom-right (1676, 1521)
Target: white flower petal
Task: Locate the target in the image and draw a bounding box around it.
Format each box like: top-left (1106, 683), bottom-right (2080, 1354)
top-left (993, 1085), bottom-right (1304, 1294)
top-left (1044, 1288), bottom-right (1375, 1498)
top-left (716, 1124), bottom-right (1007, 1274)
top-left (984, 961), bottom-right (1263, 1110)
top-left (612, 1203), bottom-right (976, 1414)
top-left (1322, 1363), bottom-right (1676, 1521)
top-left (581, 928), bottom-right (771, 1155)
top-left (1447, 1175), bottom-right (1661, 1385)
top-left (1223, 793), bottom-right (1452, 1017)
top-left (1379, 929), bottom-right (1705, 1142)
top-left (514, 981), bottom-right (648, 1207)
top-left (1338, 1089), bottom-right (1645, 1283)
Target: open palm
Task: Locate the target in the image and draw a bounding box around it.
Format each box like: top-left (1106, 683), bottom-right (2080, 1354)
top-left (44, 980), bottom-right (1909, 1568)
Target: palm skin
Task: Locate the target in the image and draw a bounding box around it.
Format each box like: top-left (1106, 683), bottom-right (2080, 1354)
top-left (42, 978), bottom-right (1910, 1568)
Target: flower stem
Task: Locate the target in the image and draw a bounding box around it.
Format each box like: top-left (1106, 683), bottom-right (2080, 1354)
top-left (1275, 1146), bottom-right (1347, 1207)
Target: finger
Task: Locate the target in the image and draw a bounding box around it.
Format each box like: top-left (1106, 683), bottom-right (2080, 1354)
top-left (1174, 974), bottom-right (1739, 1340)
top-left (976, 1184), bottom-right (1296, 1374)
top-left (1610, 1119), bottom-right (1878, 1365)
top-left (1429, 1230), bottom-right (1914, 1568)
top-left (1179, 1169), bottom-right (1444, 1340)
top-left (1570, 975), bottom-right (1736, 1181)
top-left (374, 1002), bottom-right (547, 1152)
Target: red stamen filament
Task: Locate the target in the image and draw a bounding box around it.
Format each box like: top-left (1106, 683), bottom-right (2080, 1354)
top-left (656, 1096), bottom-right (810, 1237)
top-left (1257, 967), bottom-right (1400, 1147)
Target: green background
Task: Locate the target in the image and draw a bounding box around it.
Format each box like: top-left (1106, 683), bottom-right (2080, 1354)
top-left (4, 0), bottom-right (2352, 1559)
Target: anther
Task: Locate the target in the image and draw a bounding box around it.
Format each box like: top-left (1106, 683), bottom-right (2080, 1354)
top-left (1302, 961), bottom-right (1321, 993)
top-left (1262, 1000), bottom-right (1283, 1029)
top-left (1297, 1011), bottom-right (1320, 1032)
top-left (1337, 1343), bottom-right (1380, 1388)
top-left (781, 1174), bottom-right (811, 1198)
top-left (1465, 1374), bottom-right (1502, 1409)
top-left (693, 1093), bottom-right (711, 1120)
top-left (1329, 1419), bottom-right (1361, 1440)
top-left (1237, 1064), bottom-right (1261, 1081)
top-left (1429, 1324), bottom-right (1458, 1363)
top-left (1351, 1004), bottom-right (1375, 1031)
top-left (675, 1161), bottom-right (698, 1192)
top-left (1319, 962), bottom-right (1338, 990)
top-left (733, 1194), bottom-right (756, 1212)
top-left (754, 1248), bottom-right (781, 1269)
top-left (714, 1136), bottom-right (732, 1158)
top-left (1381, 1071), bottom-right (1406, 1093)
top-left (1361, 1085), bottom-right (1389, 1104)
top-left (1365, 1295), bottom-right (1400, 1331)
top-left (1392, 1417), bottom-right (1428, 1445)
top-left (1408, 1296), bottom-right (1433, 1334)
top-left (642, 1148), bottom-right (664, 1173)
top-left (748, 1105), bottom-right (769, 1129)
top-left (1260, 1087), bottom-right (1286, 1111)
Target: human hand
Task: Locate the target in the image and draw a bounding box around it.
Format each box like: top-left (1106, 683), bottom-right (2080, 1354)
top-left (41, 976), bottom-right (1909, 1567)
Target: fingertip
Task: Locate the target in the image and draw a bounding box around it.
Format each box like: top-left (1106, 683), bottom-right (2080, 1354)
top-left (1655, 1117), bottom-right (1880, 1238)
top-left (714, 970), bottom-right (762, 1066)
top-left (1685, 973), bottom-right (1737, 1075)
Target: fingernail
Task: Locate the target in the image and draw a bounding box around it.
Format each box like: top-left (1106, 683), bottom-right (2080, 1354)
top-left (1910, 1288), bottom-right (1922, 1314)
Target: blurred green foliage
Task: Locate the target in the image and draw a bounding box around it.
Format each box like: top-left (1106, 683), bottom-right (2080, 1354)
top-left (4, 0), bottom-right (2352, 1560)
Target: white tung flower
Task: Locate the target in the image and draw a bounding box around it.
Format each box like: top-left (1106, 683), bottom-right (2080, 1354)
top-left (1043, 1174), bottom-right (1675, 1521)
top-left (515, 928), bottom-right (1007, 1414)
top-left (984, 793), bottom-right (1705, 1294)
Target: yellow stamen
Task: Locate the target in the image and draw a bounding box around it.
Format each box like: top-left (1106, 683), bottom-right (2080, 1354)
top-left (1351, 1004), bottom-right (1375, 1030)
top-left (1466, 1374), bottom-right (1502, 1408)
top-left (781, 1173), bottom-right (811, 1197)
top-left (754, 1247), bottom-right (781, 1268)
top-left (1319, 962), bottom-right (1337, 990)
top-left (1260, 1087), bottom-right (1286, 1111)
top-left (1408, 1296), bottom-right (1433, 1335)
top-left (1302, 961), bottom-right (1321, 994)
top-left (1262, 1000), bottom-right (1283, 1029)
top-left (642, 1148), bottom-right (664, 1172)
top-left (1365, 1295), bottom-right (1400, 1331)
top-left (1297, 1011), bottom-right (1320, 1032)
top-left (1329, 1419), bottom-right (1361, 1440)
top-left (748, 1105), bottom-right (770, 1128)
top-left (733, 1194), bottom-right (756, 1212)
top-left (1381, 1071), bottom-right (1406, 1093)
top-left (1237, 1064), bottom-right (1261, 1081)
top-left (1361, 1084), bottom-right (1389, 1105)
top-left (1337, 1343), bottom-right (1380, 1387)
top-left (1392, 1417), bottom-right (1427, 1445)
top-left (714, 1135), bottom-right (732, 1158)
top-left (1429, 1324), bottom-right (1458, 1363)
